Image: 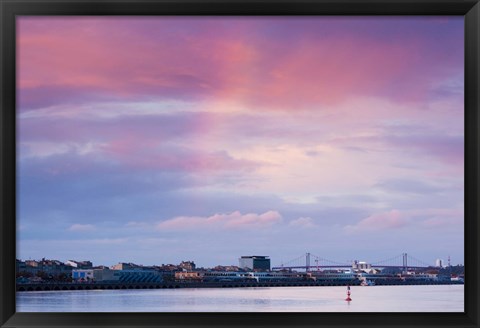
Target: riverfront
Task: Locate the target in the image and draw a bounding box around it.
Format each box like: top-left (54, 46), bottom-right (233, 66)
top-left (16, 254), bottom-right (465, 293)
top-left (17, 285), bottom-right (464, 312)
top-left (16, 278), bottom-right (463, 292)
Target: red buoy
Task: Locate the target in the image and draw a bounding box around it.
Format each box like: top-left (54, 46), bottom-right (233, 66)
top-left (345, 285), bottom-right (352, 301)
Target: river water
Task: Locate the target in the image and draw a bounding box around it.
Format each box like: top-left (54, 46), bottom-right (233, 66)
top-left (16, 285), bottom-right (463, 312)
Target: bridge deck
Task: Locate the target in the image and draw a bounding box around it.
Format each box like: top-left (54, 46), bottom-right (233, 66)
top-left (272, 265), bottom-right (430, 270)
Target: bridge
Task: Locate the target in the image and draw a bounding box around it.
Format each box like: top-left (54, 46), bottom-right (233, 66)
top-left (272, 253), bottom-right (434, 271)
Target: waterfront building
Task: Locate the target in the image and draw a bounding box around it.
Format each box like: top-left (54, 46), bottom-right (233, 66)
top-left (92, 268), bottom-right (120, 282)
top-left (42, 260), bottom-right (67, 273)
top-left (72, 269), bottom-right (94, 281)
top-left (202, 271), bottom-right (253, 282)
top-left (25, 260), bottom-right (39, 267)
top-left (199, 270), bottom-right (315, 283)
top-left (111, 262), bottom-right (139, 270)
top-left (247, 271), bottom-right (313, 282)
top-left (212, 265), bottom-right (240, 272)
top-left (175, 271), bottom-right (202, 281)
top-left (16, 259), bottom-right (27, 273)
top-left (24, 260), bottom-right (40, 274)
top-left (66, 260), bottom-right (93, 269)
top-left (153, 264), bottom-right (179, 271)
top-left (352, 260), bottom-right (372, 271)
top-left (21, 258), bottom-right (72, 276)
top-left (179, 261), bottom-right (196, 271)
top-left (310, 270), bottom-right (359, 282)
top-left (239, 256), bottom-right (270, 271)
top-left (116, 269), bottom-right (163, 283)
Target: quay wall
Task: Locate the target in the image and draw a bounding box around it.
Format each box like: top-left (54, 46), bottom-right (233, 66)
top-left (16, 279), bottom-right (462, 292)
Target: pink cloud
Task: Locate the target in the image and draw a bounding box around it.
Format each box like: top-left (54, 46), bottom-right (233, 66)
top-left (17, 18), bottom-right (225, 110)
top-left (344, 209), bottom-right (408, 233)
top-left (18, 17), bottom-right (463, 112)
top-left (19, 113), bottom-right (264, 175)
top-left (345, 208), bottom-right (463, 233)
top-left (156, 210), bottom-right (282, 231)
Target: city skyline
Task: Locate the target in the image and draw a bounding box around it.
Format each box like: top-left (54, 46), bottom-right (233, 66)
top-left (17, 16), bottom-right (464, 268)
top-left (16, 253), bottom-right (461, 270)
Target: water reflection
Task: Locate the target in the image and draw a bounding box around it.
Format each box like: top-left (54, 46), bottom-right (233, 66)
top-left (17, 285), bottom-right (464, 312)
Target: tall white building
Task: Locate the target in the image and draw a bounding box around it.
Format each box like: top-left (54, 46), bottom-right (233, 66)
top-left (435, 259), bottom-right (444, 268)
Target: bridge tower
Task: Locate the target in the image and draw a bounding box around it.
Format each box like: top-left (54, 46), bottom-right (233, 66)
top-left (402, 253), bottom-right (408, 273)
top-left (306, 252), bottom-right (311, 272)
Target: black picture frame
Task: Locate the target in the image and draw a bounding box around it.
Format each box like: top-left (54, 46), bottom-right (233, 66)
top-left (1, 0), bottom-right (478, 327)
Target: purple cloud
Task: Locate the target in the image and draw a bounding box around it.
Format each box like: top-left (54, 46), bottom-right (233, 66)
top-left (156, 210), bottom-right (282, 231)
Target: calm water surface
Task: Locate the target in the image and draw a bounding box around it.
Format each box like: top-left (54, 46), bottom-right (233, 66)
top-left (17, 285), bottom-right (463, 312)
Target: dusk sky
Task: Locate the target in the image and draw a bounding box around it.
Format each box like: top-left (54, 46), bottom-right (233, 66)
top-left (17, 17), bottom-right (464, 268)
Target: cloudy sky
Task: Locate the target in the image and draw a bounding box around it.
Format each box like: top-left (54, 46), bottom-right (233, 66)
top-left (17, 16), bottom-right (464, 268)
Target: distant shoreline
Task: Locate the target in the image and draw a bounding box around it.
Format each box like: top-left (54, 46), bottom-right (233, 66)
top-left (17, 280), bottom-right (463, 292)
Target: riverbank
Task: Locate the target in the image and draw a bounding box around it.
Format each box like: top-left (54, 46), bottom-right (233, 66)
top-left (17, 279), bottom-right (463, 292)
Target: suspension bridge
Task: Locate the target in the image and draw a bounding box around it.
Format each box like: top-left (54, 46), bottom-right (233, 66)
top-left (272, 253), bottom-right (434, 271)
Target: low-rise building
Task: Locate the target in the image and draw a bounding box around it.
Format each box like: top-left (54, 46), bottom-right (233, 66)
top-left (200, 270), bottom-right (316, 282)
top-left (116, 269), bottom-right (163, 283)
top-left (239, 256), bottom-right (271, 271)
top-left (179, 261), bottom-right (196, 271)
top-left (21, 258), bottom-right (72, 277)
top-left (25, 260), bottom-right (40, 268)
top-left (16, 259), bottom-right (27, 273)
top-left (66, 260), bottom-right (93, 269)
top-left (352, 261), bottom-right (371, 271)
top-left (175, 271), bottom-right (202, 281)
top-left (111, 262), bottom-right (139, 270)
top-left (72, 269), bottom-right (94, 281)
top-left (155, 264), bottom-right (180, 271)
top-left (93, 268), bottom-right (120, 282)
top-left (212, 265), bottom-right (241, 272)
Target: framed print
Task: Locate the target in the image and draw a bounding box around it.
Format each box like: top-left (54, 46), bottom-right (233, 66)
top-left (1, 0), bottom-right (479, 327)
